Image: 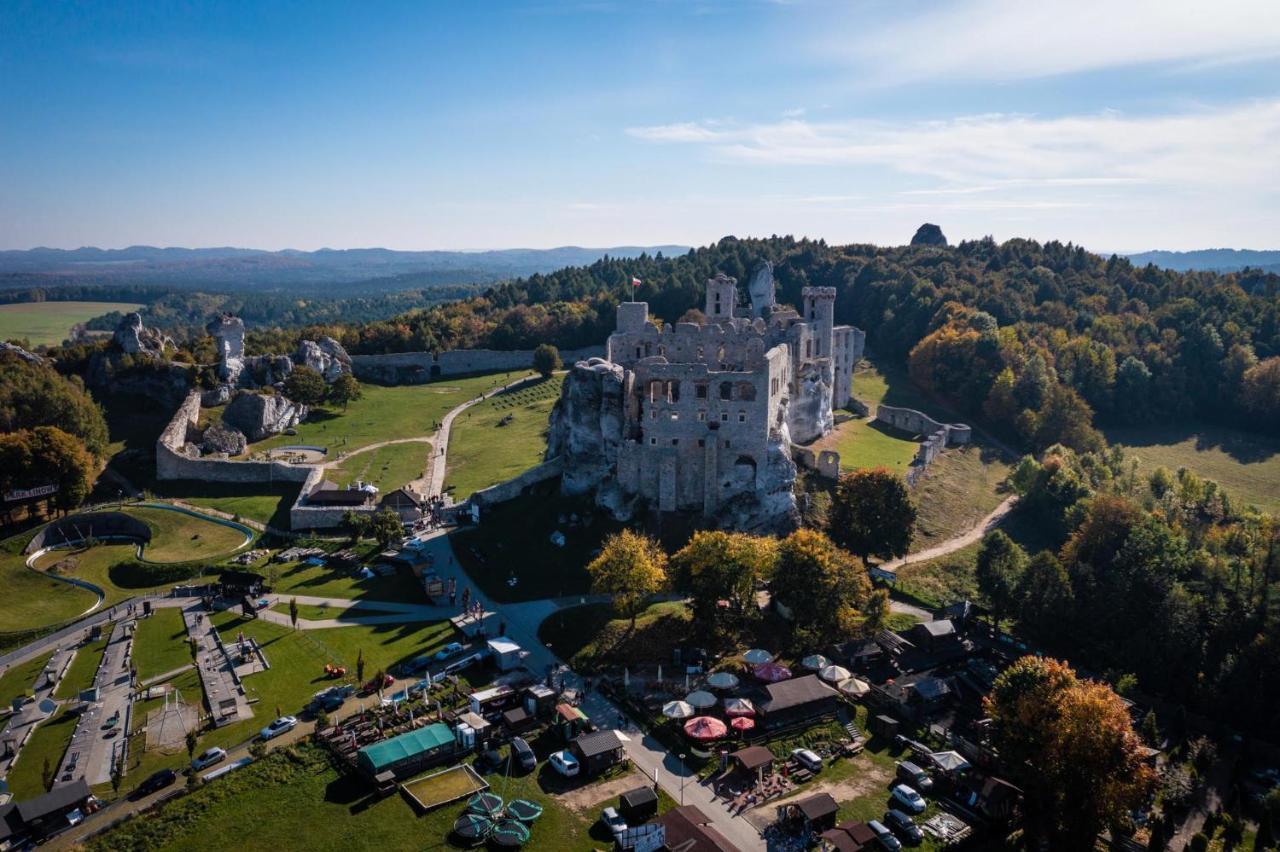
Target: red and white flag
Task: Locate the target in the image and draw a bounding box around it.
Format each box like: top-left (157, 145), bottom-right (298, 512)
top-left (631, 276), bottom-right (642, 289)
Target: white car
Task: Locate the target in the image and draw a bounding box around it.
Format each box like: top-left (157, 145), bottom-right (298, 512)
top-left (791, 747), bottom-right (823, 774)
top-left (600, 806), bottom-right (628, 840)
top-left (549, 750), bottom-right (580, 777)
top-left (890, 783), bottom-right (926, 814)
top-left (260, 715), bottom-right (298, 741)
top-left (190, 746), bottom-right (227, 770)
top-left (434, 642), bottom-right (465, 662)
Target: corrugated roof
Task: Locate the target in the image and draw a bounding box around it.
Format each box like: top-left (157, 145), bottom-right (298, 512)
top-left (573, 729), bottom-right (625, 758)
top-left (759, 674), bottom-right (838, 714)
top-left (357, 723), bottom-right (453, 772)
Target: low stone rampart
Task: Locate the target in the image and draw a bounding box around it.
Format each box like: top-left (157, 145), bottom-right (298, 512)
top-left (350, 346), bottom-right (603, 385)
top-left (791, 446), bottom-right (841, 480)
top-left (874, 404), bottom-right (972, 486)
top-left (155, 391), bottom-right (314, 484)
top-left (469, 457), bottom-right (565, 509)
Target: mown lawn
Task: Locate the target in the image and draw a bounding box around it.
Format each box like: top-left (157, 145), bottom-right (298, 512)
top-left (825, 417), bottom-right (921, 473)
top-left (268, 558), bottom-right (427, 603)
top-left (90, 743), bottom-right (614, 852)
top-left (130, 506), bottom-right (248, 562)
top-left (1106, 421), bottom-right (1280, 515)
top-left (0, 300), bottom-right (143, 348)
top-left (0, 544), bottom-right (97, 635)
top-left (154, 482), bottom-right (301, 529)
top-left (0, 650), bottom-right (55, 708)
top-left (132, 607), bottom-right (192, 682)
top-left (909, 443), bottom-right (1012, 552)
top-left (252, 372), bottom-right (529, 456)
top-left (444, 374), bottom-right (561, 500)
top-left (6, 709), bottom-right (80, 799)
top-left (268, 601), bottom-right (358, 622)
top-left (329, 442), bottom-right (429, 494)
top-left (53, 628), bottom-right (113, 699)
top-left (851, 359), bottom-right (937, 412)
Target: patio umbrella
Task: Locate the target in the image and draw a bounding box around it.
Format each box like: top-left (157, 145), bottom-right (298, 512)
top-left (683, 715), bottom-right (728, 741)
top-left (685, 690), bottom-right (717, 710)
top-left (836, 676), bottom-right (871, 698)
top-left (706, 671), bottom-right (739, 690)
top-left (820, 664), bottom-right (852, 683)
top-left (752, 662), bottom-right (792, 683)
top-left (742, 648), bottom-right (774, 665)
top-left (662, 700), bottom-right (695, 719)
top-left (730, 716), bottom-right (756, 733)
top-left (723, 697), bottom-right (756, 717)
top-left (801, 654), bottom-right (831, 670)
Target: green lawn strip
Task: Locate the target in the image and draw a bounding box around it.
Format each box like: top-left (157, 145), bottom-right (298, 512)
top-left (132, 608), bottom-right (193, 682)
top-left (0, 548), bottom-right (97, 634)
top-left (268, 601), bottom-right (358, 622)
top-left (33, 544), bottom-right (197, 609)
top-left (0, 301), bottom-right (143, 348)
top-left (53, 628), bottom-right (114, 699)
top-left (127, 506), bottom-right (248, 562)
top-left (830, 418), bottom-right (921, 473)
top-left (269, 558), bottom-right (426, 602)
top-left (251, 371), bottom-right (531, 456)
top-left (328, 443), bottom-right (428, 494)
top-left (444, 374), bottom-right (561, 500)
top-left (1106, 421), bottom-right (1280, 516)
top-left (6, 709), bottom-right (79, 799)
top-left (89, 742), bottom-right (613, 852)
top-left (0, 650), bottom-right (55, 708)
top-left (909, 443), bottom-right (1011, 552)
top-left (452, 486), bottom-right (622, 603)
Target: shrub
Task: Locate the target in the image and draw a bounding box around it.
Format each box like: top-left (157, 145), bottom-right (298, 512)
top-left (107, 559), bottom-right (206, 589)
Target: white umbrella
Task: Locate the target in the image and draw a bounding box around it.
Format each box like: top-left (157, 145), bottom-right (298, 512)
top-left (836, 677), bottom-right (870, 698)
top-left (656, 664), bottom-right (662, 683)
top-left (801, 654), bottom-right (831, 671)
top-left (662, 700), bottom-right (695, 719)
top-left (624, 667), bottom-right (630, 688)
top-left (742, 649), bottom-right (773, 665)
top-left (723, 697), bottom-right (756, 717)
top-left (820, 664), bottom-right (852, 683)
top-left (706, 672), bottom-right (739, 690)
top-left (686, 690), bottom-right (717, 710)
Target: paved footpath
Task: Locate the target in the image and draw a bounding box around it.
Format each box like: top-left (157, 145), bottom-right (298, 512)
top-left (422, 374), bottom-right (540, 500)
top-left (55, 620), bottom-right (134, 788)
top-left (0, 647), bottom-right (74, 778)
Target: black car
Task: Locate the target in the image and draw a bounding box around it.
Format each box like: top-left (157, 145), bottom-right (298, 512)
top-left (884, 809), bottom-right (924, 845)
top-left (511, 737), bottom-right (536, 772)
top-left (132, 768), bottom-right (177, 799)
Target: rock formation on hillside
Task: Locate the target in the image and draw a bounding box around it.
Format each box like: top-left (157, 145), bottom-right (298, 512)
top-left (200, 422), bottom-right (248, 456)
top-left (222, 391), bottom-right (307, 442)
top-left (207, 314), bottom-right (247, 384)
top-left (294, 337), bottom-right (351, 383)
top-left (0, 341), bottom-right (43, 365)
top-left (910, 223), bottom-right (948, 247)
top-left (113, 312), bottom-right (173, 357)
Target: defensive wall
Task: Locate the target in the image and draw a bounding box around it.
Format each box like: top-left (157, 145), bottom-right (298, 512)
top-left (791, 445), bottom-right (842, 480)
top-left (350, 346), bottom-right (604, 385)
top-left (469, 457), bottom-right (564, 509)
top-left (874, 404), bottom-right (972, 485)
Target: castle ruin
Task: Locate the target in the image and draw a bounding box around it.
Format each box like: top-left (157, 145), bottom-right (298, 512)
top-left (547, 263), bottom-right (864, 531)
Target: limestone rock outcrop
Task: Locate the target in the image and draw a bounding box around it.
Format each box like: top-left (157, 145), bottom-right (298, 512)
top-left (787, 361), bottom-right (835, 444)
top-left (113, 312), bottom-right (172, 357)
top-left (294, 337), bottom-right (351, 383)
top-left (546, 358), bottom-right (627, 500)
top-left (747, 261), bottom-right (776, 318)
top-left (207, 314), bottom-right (246, 384)
top-left (910, 223), bottom-right (948, 247)
top-left (222, 391), bottom-right (307, 442)
top-left (717, 437), bottom-right (799, 532)
top-left (0, 341), bottom-right (43, 364)
top-left (200, 422), bottom-right (248, 456)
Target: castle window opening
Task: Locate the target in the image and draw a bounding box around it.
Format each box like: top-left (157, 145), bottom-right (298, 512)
top-left (650, 437), bottom-right (657, 445)
top-left (645, 342), bottom-right (653, 356)
top-left (719, 382), bottom-right (733, 401)
top-left (667, 380), bottom-right (680, 402)
top-left (805, 340), bottom-right (812, 358)
top-left (695, 383), bottom-right (708, 400)
top-left (724, 440), bottom-right (731, 448)
top-left (671, 439), bottom-right (679, 446)
top-left (698, 439), bottom-right (705, 447)
top-left (738, 411), bottom-right (746, 423)
top-left (720, 412), bottom-right (729, 422)
top-left (736, 382), bottom-right (756, 401)
top-left (697, 411), bottom-right (706, 422)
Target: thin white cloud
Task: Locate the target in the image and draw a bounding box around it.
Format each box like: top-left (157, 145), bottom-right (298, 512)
top-left (837, 0), bottom-right (1280, 82)
top-left (627, 101), bottom-right (1280, 191)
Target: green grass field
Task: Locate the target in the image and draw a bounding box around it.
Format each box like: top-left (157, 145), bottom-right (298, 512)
top-left (6, 708), bottom-right (79, 799)
top-left (444, 374), bottom-right (561, 499)
top-left (910, 443), bottom-right (1012, 552)
top-left (133, 506), bottom-right (248, 562)
top-left (0, 650), bottom-right (54, 708)
top-left (252, 372), bottom-right (529, 456)
top-left (0, 301), bottom-right (143, 348)
top-left (153, 482), bottom-right (301, 529)
top-left (823, 417), bottom-right (921, 473)
top-left (53, 629), bottom-right (113, 699)
top-left (269, 601), bottom-right (356, 622)
top-left (328, 442), bottom-right (429, 495)
top-left (132, 607), bottom-right (191, 682)
top-left (268, 557), bottom-right (426, 602)
top-left (0, 543), bottom-right (98, 635)
top-left (1106, 421), bottom-right (1280, 516)
top-left (851, 359), bottom-right (938, 412)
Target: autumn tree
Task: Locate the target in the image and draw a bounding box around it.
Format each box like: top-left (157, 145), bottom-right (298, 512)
top-left (328, 372), bottom-right (362, 409)
top-left (1014, 551), bottom-right (1074, 644)
top-left (0, 425), bottom-right (97, 513)
top-left (532, 343), bottom-right (562, 378)
top-left (985, 656), bottom-right (1155, 851)
top-left (670, 531), bottom-right (777, 644)
top-left (0, 354), bottom-right (109, 458)
top-left (586, 530), bottom-right (668, 628)
top-left (1241, 357), bottom-right (1280, 421)
top-left (975, 530), bottom-right (1027, 627)
top-left (367, 508), bottom-right (404, 549)
top-left (282, 364), bottom-right (327, 405)
top-left (827, 468), bottom-right (916, 564)
top-left (773, 529), bottom-right (884, 647)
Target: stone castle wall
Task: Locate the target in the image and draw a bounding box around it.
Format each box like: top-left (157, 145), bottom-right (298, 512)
top-left (874, 404), bottom-right (972, 485)
top-left (155, 391), bottom-right (314, 484)
top-left (470, 457), bottom-right (564, 509)
top-left (350, 346), bottom-right (604, 385)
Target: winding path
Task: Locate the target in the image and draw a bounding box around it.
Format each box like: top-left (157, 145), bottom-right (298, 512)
top-left (875, 495), bottom-right (1018, 576)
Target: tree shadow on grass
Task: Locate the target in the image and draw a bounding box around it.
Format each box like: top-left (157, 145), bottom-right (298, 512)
top-left (1106, 420), bottom-right (1280, 465)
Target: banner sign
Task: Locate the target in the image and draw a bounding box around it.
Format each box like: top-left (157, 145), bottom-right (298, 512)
top-left (4, 483), bottom-right (59, 502)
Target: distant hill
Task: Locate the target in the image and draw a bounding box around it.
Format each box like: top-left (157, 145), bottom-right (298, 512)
top-left (1126, 248), bottom-right (1280, 274)
top-left (0, 244), bottom-right (690, 294)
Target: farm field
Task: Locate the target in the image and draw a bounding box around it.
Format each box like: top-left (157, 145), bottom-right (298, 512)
top-left (443, 374), bottom-right (561, 500)
top-left (0, 300), bottom-right (143, 347)
top-left (328, 441), bottom-right (429, 495)
top-left (252, 371), bottom-right (530, 456)
top-left (1107, 421), bottom-right (1280, 515)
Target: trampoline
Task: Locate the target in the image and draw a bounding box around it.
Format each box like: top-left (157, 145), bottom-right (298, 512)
top-left (452, 813), bottom-right (493, 846)
top-left (505, 799), bottom-right (544, 822)
top-left (490, 819), bottom-right (532, 847)
top-left (466, 792), bottom-right (504, 818)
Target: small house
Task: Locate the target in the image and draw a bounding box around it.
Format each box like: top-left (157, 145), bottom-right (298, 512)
top-left (356, 723), bottom-right (457, 779)
top-left (458, 711), bottom-right (493, 744)
top-left (6, 778), bottom-right (93, 843)
top-left (819, 820), bottom-right (877, 852)
top-left (730, 745), bottom-right (775, 778)
top-left (757, 675), bottom-right (840, 730)
top-left (468, 685), bottom-right (516, 717)
top-left (909, 619), bottom-right (959, 652)
top-left (787, 792), bottom-right (838, 832)
top-left (655, 805), bottom-right (735, 851)
top-left (306, 480), bottom-right (373, 507)
top-left (522, 684), bottom-right (556, 718)
top-left (569, 729), bottom-right (627, 776)
top-left (618, 786), bottom-right (659, 823)
top-left (869, 714), bottom-right (900, 739)
top-left (501, 705), bottom-right (534, 734)
top-left (380, 487), bottom-right (423, 523)
top-left (485, 636), bottom-right (526, 672)
top-left (555, 702), bottom-right (589, 741)
top-left (217, 570), bottom-right (267, 599)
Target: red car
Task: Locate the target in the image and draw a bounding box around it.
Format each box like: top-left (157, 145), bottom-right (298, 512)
top-left (360, 673), bottom-right (394, 695)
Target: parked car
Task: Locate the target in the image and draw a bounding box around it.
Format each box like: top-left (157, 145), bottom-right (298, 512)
top-left (549, 750), bottom-right (580, 777)
top-left (191, 747), bottom-right (227, 771)
top-left (309, 686), bottom-right (351, 713)
top-left (868, 819), bottom-right (903, 851)
top-left (434, 642), bottom-right (465, 662)
top-left (600, 806), bottom-right (628, 840)
top-left (791, 748), bottom-right (823, 774)
top-left (260, 715), bottom-right (298, 740)
top-left (884, 809), bottom-right (924, 844)
top-left (511, 737), bottom-right (536, 772)
top-left (895, 760), bottom-right (933, 792)
top-left (890, 784), bottom-right (927, 814)
top-left (359, 673), bottom-right (395, 695)
top-left (131, 768), bottom-right (177, 799)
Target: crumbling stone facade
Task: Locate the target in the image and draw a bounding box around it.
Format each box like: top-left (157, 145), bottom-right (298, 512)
top-left (547, 265), bottom-right (864, 531)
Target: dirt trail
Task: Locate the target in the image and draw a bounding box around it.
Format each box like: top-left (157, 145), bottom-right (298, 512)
top-left (876, 495), bottom-right (1017, 575)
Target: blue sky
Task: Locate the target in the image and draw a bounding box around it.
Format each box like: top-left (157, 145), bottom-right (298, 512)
top-left (2, 0), bottom-right (1278, 252)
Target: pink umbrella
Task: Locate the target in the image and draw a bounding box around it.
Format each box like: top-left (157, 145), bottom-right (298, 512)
top-left (683, 716), bottom-right (728, 742)
top-left (730, 716), bottom-right (756, 733)
top-left (753, 662), bottom-right (792, 683)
